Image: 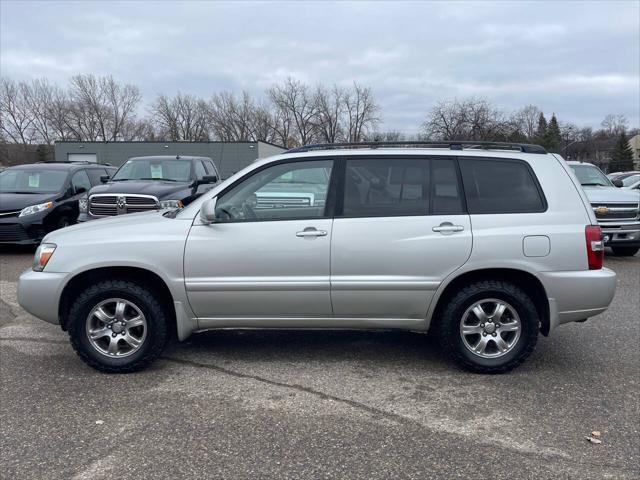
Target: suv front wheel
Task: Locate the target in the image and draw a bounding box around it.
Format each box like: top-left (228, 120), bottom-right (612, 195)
top-left (67, 280), bottom-right (170, 373)
top-left (436, 280), bottom-right (539, 373)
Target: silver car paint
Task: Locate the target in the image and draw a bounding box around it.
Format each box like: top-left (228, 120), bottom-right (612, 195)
top-left (18, 148), bottom-right (618, 340)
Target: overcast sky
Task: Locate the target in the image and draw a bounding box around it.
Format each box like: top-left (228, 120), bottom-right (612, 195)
top-left (1, 0), bottom-right (639, 134)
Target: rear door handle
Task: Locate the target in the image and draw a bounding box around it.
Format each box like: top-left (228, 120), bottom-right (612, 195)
top-left (296, 227), bottom-right (327, 238)
top-left (432, 222), bottom-right (464, 234)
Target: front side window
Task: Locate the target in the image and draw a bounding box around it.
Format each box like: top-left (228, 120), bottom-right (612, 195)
top-left (112, 159), bottom-right (192, 182)
top-left (215, 160), bottom-right (333, 222)
top-left (341, 157), bottom-right (464, 217)
top-left (0, 169), bottom-right (68, 193)
top-left (195, 161), bottom-right (207, 179)
top-left (460, 158), bottom-right (546, 214)
top-left (71, 170), bottom-right (92, 193)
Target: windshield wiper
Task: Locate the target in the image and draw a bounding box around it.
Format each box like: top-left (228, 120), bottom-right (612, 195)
top-left (581, 183), bottom-right (607, 186)
top-left (111, 178), bottom-right (134, 182)
top-left (138, 177), bottom-right (179, 182)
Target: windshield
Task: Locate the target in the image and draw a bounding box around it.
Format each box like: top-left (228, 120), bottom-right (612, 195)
top-left (0, 169), bottom-right (68, 193)
top-left (112, 159), bottom-right (192, 182)
top-left (569, 164), bottom-right (612, 187)
top-left (621, 174), bottom-right (640, 186)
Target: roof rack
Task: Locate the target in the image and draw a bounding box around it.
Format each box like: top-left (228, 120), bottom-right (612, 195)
top-left (286, 141), bottom-right (547, 154)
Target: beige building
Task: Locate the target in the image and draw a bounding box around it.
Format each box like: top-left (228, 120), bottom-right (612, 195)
top-left (629, 134), bottom-right (640, 169)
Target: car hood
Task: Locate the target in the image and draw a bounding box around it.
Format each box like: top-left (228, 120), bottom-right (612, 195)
top-left (0, 192), bottom-right (57, 212)
top-left (89, 180), bottom-right (192, 199)
top-left (581, 186), bottom-right (640, 204)
top-left (43, 209), bottom-right (191, 245)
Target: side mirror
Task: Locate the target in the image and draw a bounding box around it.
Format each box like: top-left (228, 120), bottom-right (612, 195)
top-left (612, 179), bottom-right (623, 188)
top-left (100, 175), bottom-right (110, 183)
top-left (197, 175), bottom-right (218, 185)
top-left (200, 197), bottom-right (217, 224)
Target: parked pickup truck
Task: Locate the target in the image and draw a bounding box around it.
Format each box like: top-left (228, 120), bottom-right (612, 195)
top-left (568, 161), bottom-right (640, 256)
top-left (78, 155), bottom-right (219, 221)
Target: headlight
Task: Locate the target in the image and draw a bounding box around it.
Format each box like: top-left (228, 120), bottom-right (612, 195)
top-left (159, 199), bottom-right (184, 209)
top-left (33, 243), bottom-right (56, 272)
top-left (79, 195), bottom-right (88, 213)
top-left (19, 201), bottom-right (53, 217)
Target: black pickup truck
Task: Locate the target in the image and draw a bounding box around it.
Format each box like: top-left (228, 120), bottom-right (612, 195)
top-left (78, 155), bottom-right (219, 221)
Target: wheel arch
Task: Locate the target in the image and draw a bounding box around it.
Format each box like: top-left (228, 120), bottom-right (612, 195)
top-left (429, 268), bottom-right (551, 336)
top-left (58, 266), bottom-right (177, 336)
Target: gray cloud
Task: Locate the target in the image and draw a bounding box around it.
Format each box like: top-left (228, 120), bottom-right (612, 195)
top-left (1, 0), bottom-right (638, 133)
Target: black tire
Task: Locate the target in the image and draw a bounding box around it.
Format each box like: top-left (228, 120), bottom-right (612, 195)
top-left (611, 247), bottom-right (639, 257)
top-left (435, 280), bottom-right (539, 374)
top-left (55, 215), bottom-right (72, 230)
top-left (66, 280), bottom-right (170, 373)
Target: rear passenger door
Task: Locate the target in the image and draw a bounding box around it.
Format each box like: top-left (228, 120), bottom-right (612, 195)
top-left (330, 156), bottom-right (472, 319)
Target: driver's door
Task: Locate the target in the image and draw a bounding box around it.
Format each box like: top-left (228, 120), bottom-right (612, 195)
top-left (184, 159), bottom-right (335, 320)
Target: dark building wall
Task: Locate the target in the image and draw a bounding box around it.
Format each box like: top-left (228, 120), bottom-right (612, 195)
top-left (53, 141), bottom-right (285, 179)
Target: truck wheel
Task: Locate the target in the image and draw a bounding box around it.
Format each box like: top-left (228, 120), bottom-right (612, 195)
top-left (436, 280), bottom-right (539, 374)
top-left (67, 280), bottom-right (170, 373)
top-left (611, 247), bottom-right (639, 257)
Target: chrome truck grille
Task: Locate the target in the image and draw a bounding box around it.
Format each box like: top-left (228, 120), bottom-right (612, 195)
top-left (89, 194), bottom-right (159, 217)
top-left (591, 203), bottom-right (639, 222)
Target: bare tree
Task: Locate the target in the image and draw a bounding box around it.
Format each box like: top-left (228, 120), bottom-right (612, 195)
top-left (151, 92), bottom-right (209, 141)
top-left (268, 78), bottom-right (318, 147)
top-left (344, 83), bottom-right (380, 142)
top-left (209, 91), bottom-right (260, 141)
top-left (314, 84), bottom-right (345, 143)
top-left (0, 78), bottom-right (35, 145)
top-left (67, 74), bottom-right (141, 141)
top-left (600, 114), bottom-right (628, 136)
top-left (511, 105), bottom-right (541, 140)
top-left (422, 98), bottom-right (508, 141)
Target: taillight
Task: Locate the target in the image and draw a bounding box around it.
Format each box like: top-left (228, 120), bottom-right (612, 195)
top-left (585, 225), bottom-right (604, 270)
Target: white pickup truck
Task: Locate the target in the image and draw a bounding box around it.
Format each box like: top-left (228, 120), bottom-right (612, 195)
top-left (568, 161), bottom-right (640, 256)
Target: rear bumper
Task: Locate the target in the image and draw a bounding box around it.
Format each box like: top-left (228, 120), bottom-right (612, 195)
top-left (539, 268), bottom-right (617, 333)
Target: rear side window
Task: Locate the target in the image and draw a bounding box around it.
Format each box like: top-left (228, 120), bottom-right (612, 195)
top-left (342, 157), bottom-right (464, 217)
top-left (459, 158), bottom-right (546, 214)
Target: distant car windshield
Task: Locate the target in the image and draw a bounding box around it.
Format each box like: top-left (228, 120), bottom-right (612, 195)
top-left (112, 159), bottom-right (192, 182)
top-left (569, 164), bottom-right (612, 187)
top-left (0, 168), bottom-right (68, 193)
top-left (621, 174), bottom-right (640, 186)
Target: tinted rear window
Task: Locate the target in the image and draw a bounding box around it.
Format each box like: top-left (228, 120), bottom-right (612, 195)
top-left (459, 158), bottom-right (546, 214)
top-left (342, 157), bottom-right (464, 217)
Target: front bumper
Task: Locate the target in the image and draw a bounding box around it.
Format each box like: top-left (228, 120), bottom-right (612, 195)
top-left (17, 269), bottom-right (68, 324)
top-left (539, 267), bottom-right (617, 333)
top-left (0, 213), bottom-right (47, 245)
top-left (600, 222), bottom-right (640, 247)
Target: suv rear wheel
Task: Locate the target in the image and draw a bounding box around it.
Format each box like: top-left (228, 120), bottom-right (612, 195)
top-left (436, 280), bottom-right (539, 373)
top-left (67, 280), bottom-right (170, 373)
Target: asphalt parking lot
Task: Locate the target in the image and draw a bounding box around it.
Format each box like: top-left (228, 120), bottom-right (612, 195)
top-left (0, 249), bottom-right (638, 479)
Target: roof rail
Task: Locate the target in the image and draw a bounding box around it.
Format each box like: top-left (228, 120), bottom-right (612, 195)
top-left (286, 141), bottom-right (547, 154)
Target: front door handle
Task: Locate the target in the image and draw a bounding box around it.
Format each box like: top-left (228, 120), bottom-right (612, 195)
top-left (432, 222), bottom-right (464, 234)
top-left (296, 227), bottom-right (327, 238)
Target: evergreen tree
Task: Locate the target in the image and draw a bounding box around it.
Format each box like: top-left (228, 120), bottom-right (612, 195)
top-left (544, 114), bottom-right (562, 153)
top-left (611, 131), bottom-right (634, 171)
top-left (535, 112), bottom-right (547, 146)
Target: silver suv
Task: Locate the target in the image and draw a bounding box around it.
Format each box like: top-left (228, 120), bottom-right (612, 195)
top-left (18, 142), bottom-right (617, 374)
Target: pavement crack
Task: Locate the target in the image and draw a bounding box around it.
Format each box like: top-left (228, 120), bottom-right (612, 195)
top-left (0, 336), bottom-right (68, 345)
top-left (163, 355), bottom-right (415, 426)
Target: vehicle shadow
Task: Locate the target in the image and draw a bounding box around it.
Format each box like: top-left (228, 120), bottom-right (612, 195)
top-left (167, 329), bottom-right (451, 370)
